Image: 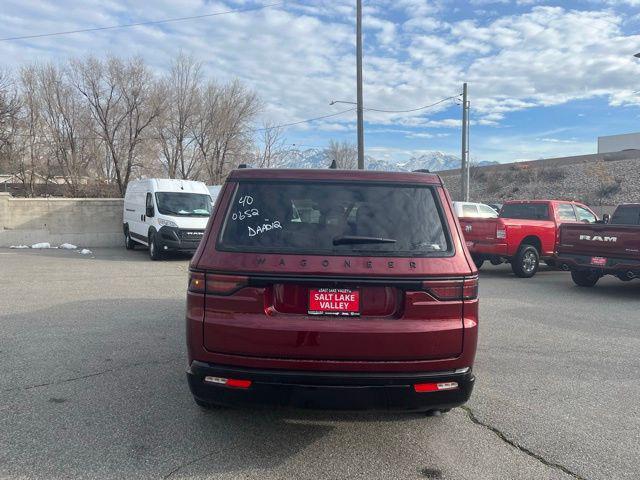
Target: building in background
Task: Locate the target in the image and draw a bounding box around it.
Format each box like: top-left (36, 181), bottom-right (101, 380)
top-left (598, 132), bottom-right (640, 154)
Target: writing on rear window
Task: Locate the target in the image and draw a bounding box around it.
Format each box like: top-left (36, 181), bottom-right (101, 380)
top-left (219, 181), bottom-right (450, 257)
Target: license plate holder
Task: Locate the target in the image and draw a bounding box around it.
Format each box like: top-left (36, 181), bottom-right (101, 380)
top-left (590, 256), bottom-right (607, 266)
top-left (308, 288), bottom-right (360, 316)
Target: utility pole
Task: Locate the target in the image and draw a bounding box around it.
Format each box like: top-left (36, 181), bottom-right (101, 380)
top-left (356, 0), bottom-right (365, 169)
top-left (461, 83), bottom-right (470, 201)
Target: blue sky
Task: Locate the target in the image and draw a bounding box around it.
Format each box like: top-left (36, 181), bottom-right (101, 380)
top-left (1, 0), bottom-right (640, 163)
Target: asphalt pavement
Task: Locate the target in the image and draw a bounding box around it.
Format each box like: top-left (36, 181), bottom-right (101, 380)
top-left (0, 248), bottom-right (638, 480)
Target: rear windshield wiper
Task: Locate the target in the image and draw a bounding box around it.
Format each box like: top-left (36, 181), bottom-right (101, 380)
top-left (332, 235), bottom-right (397, 246)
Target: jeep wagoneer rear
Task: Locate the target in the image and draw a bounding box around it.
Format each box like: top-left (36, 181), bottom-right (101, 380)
top-left (186, 169), bottom-right (478, 412)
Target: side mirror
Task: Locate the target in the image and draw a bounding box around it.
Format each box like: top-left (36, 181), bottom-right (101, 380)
top-left (602, 213), bottom-right (610, 224)
top-left (146, 205), bottom-right (155, 218)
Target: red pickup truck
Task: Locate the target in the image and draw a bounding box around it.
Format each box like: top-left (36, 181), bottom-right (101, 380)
top-left (557, 203), bottom-right (640, 287)
top-left (460, 200), bottom-right (598, 278)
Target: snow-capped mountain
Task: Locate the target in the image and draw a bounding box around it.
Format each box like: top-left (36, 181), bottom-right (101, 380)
top-left (274, 149), bottom-right (497, 172)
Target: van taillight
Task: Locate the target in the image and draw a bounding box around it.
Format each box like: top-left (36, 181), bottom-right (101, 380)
top-left (422, 276), bottom-right (478, 301)
top-left (188, 272), bottom-right (206, 293)
top-left (206, 274), bottom-right (249, 295)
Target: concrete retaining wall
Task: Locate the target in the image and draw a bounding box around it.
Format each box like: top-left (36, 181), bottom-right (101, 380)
top-left (0, 193), bottom-right (124, 247)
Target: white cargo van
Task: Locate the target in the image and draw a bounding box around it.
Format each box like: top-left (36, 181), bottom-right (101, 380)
top-left (123, 178), bottom-right (212, 260)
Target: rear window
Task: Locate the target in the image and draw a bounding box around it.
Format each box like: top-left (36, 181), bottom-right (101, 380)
top-left (217, 181), bottom-right (451, 256)
top-left (500, 203), bottom-right (549, 220)
top-left (611, 205), bottom-right (640, 225)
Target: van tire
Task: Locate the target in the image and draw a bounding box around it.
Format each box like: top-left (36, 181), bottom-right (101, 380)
top-left (148, 231), bottom-right (162, 261)
top-left (124, 226), bottom-right (136, 250)
top-left (512, 244), bottom-right (539, 278)
top-left (571, 270), bottom-right (600, 287)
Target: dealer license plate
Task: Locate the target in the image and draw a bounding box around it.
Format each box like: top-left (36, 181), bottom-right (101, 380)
top-left (308, 288), bottom-right (360, 316)
top-left (590, 256), bottom-right (607, 266)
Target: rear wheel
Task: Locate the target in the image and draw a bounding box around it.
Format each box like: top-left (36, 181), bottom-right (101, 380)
top-left (124, 226), bottom-right (136, 250)
top-left (512, 244), bottom-right (539, 278)
top-left (473, 257), bottom-right (484, 269)
top-left (571, 270), bottom-right (600, 287)
top-left (148, 231), bottom-right (163, 261)
top-left (194, 397), bottom-right (223, 410)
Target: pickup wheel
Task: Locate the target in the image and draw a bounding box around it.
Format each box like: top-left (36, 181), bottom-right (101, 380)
top-left (571, 270), bottom-right (600, 287)
top-left (473, 257), bottom-right (484, 269)
top-left (512, 244), bottom-right (539, 278)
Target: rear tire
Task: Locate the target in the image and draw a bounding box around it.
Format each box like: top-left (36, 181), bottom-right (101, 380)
top-left (571, 270), bottom-right (600, 287)
top-left (194, 397), bottom-right (216, 410)
top-left (473, 257), bottom-right (484, 269)
top-left (124, 227), bottom-right (135, 250)
top-left (148, 231), bottom-right (163, 261)
top-left (512, 244), bottom-right (539, 278)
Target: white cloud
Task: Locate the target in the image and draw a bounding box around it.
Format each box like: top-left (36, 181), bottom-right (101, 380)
top-left (0, 0), bottom-right (638, 146)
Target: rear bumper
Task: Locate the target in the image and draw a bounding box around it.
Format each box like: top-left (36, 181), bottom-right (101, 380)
top-left (187, 361), bottom-right (475, 412)
top-left (557, 253), bottom-right (640, 275)
top-left (467, 241), bottom-right (508, 257)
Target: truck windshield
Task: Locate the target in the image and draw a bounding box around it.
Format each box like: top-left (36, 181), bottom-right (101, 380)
top-left (611, 205), bottom-right (640, 225)
top-left (500, 203), bottom-right (549, 220)
top-left (218, 181), bottom-right (450, 256)
top-left (155, 193), bottom-right (212, 217)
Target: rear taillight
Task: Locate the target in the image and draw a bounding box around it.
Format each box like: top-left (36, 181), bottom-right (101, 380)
top-left (188, 271), bottom-right (206, 293)
top-left (422, 276), bottom-right (478, 301)
top-left (206, 274), bottom-right (249, 295)
top-left (462, 276), bottom-right (478, 300)
top-left (496, 228), bottom-right (506, 239)
top-left (188, 271), bottom-right (249, 295)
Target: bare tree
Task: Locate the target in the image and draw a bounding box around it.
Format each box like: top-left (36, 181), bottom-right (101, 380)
top-left (155, 53), bottom-right (202, 179)
top-left (325, 139), bottom-right (357, 169)
top-left (255, 122), bottom-right (288, 168)
top-left (192, 79), bottom-right (261, 184)
top-left (69, 55), bottom-right (163, 195)
top-left (37, 63), bottom-right (94, 196)
top-left (0, 69), bottom-right (21, 173)
top-left (9, 66), bottom-right (49, 196)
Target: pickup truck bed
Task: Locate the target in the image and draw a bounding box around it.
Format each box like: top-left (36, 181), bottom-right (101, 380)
top-left (557, 204), bottom-right (640, 286)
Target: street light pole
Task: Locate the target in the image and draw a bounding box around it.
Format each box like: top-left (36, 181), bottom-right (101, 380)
top-left (356, 0), bottom-right (365, 169)
top-left (461, 83), bottom-right (470, 201)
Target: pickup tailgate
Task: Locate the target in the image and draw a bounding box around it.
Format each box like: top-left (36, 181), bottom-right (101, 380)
top-left (459, 218), bottom-right (499, 246)
top-left (559, 224), bottom-right (640, 259)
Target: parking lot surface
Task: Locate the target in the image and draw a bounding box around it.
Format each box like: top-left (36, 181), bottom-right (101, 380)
top-left (1, 248), bottom-right (638, 480)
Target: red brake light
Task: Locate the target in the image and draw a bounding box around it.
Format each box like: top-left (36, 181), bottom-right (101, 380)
top-left (414, 382), bottom-right (458, 393)
top-left (421, 276), bottom-right (478, 301)
top-left (188, 271), bottom-right (206, 293)
top-left (206, 274), bottom-right (249, 295)
top-left (225, 379), bottom-right (252, 389)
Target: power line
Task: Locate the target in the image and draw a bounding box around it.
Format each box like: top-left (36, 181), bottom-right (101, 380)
top-left (0, 2), bottom-right (285, 42)
top-left (365, 95), bottom-right (460, 114)
top-left (243, 108), bottom-right (356, 133)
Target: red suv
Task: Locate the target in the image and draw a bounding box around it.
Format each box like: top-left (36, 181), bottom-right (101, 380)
top-left (186, 168), bottom-right (478, 413)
